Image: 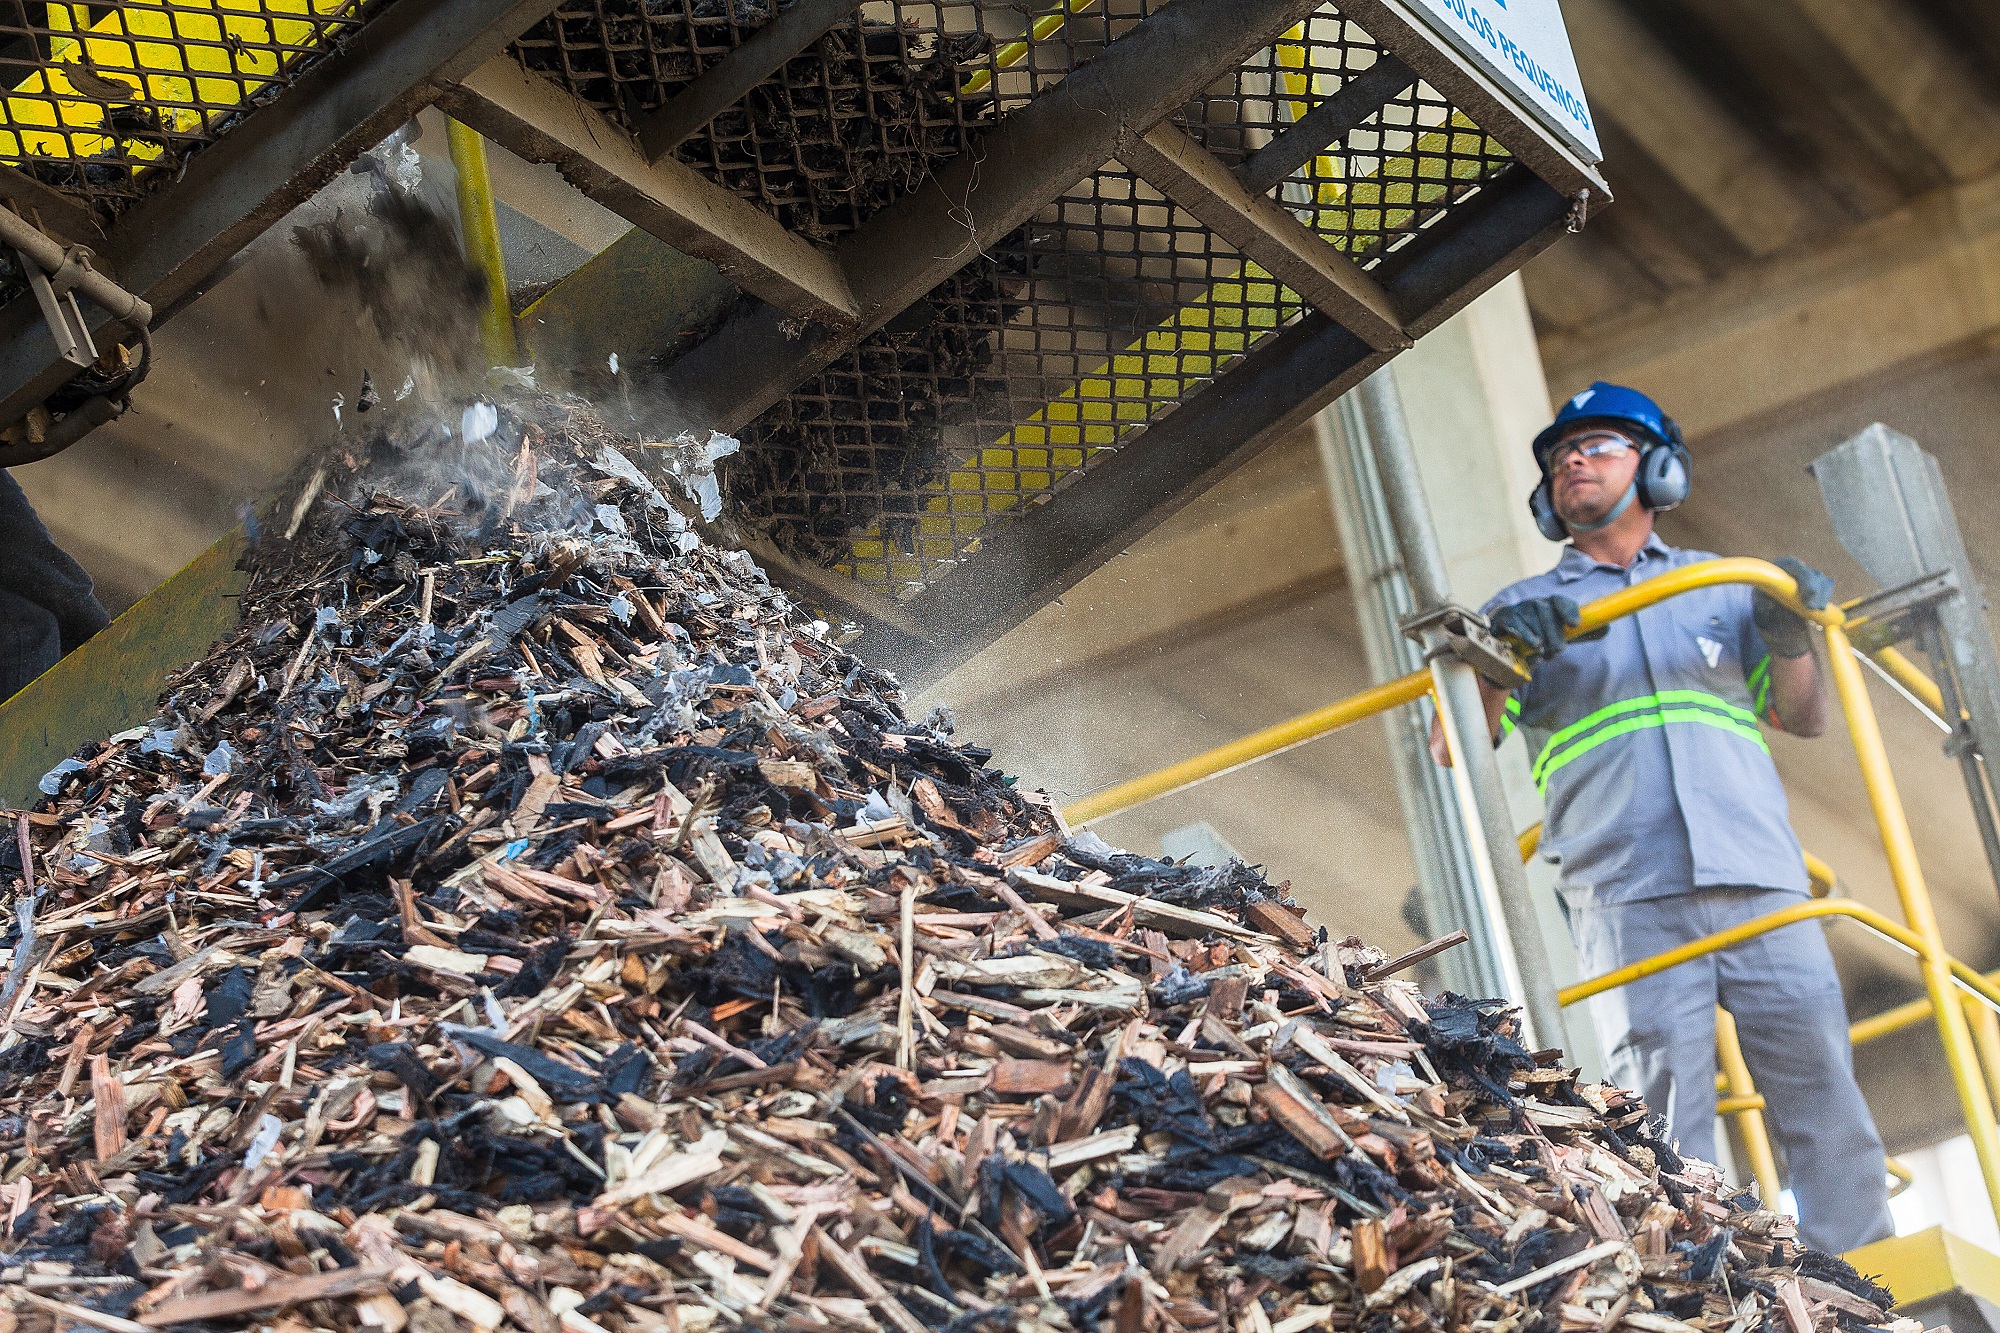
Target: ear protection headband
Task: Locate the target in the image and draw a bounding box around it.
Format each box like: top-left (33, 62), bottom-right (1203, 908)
top-left (1529, 421), bottom-right (1691, 542)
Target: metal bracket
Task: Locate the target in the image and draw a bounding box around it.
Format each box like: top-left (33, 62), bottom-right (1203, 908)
top-left (1841, 568), bottom-right (1957, 654)
top-left (17, 247), bottom-right (97, 369)
top-left (1400, 602), bottom-right (1530, 689)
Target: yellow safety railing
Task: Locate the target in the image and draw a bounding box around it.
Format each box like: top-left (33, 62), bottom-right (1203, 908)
top-left (1063, 555), bottom-right (2000, 1224)
top-left (446, 119), bottom-right (518, 369)
top-left (1062, 669), bottom-right (1430, 825)
top-left (1553, 894), bottom-right (2000, 1211)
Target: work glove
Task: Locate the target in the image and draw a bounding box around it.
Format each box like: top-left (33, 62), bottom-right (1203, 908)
top-left (1753, 556), bottom-right (1834, 658)
top-left (1490, 595), bottom-right (1580, 662)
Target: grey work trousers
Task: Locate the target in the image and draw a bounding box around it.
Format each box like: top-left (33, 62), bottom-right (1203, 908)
top-left (1570, 887), bottom-right (1893, 1255)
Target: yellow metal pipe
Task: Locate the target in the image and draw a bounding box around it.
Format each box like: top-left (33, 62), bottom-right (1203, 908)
top-left (1852, 990), bottom-right (1938, 1046)
top-left (1716, 1006), bottom-right (1784, 1204)
top-left (1070, 560), bottom-right (1813, 829)
top-left (1062, 668), bottom-right (1431, 826)
top-left (1851, 968), bottom-right (2000, 1045)
top-left (1518, 820), bottom-right (1836, 896)
top-left (1557, 897), bottom-right (2000, 1012)
top-left (1968, 993), bottom-right (2000, 1125)
top-left (446, 118), bottom-right (519, 368)
top-left (1823, 617), bottom-right (2000, 1223)
top-left (1885, 1157), bottom-right (1913, 1198)
top-left (1872, 644), bottom-right (1949, 717)
top-left (960, 0), bottom-right (1099, 95)
top-left (1571, 557), bottom-right (1827, 636)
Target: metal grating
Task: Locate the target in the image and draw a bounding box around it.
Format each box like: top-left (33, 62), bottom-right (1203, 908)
top-left (717, 12), bottom-right (1512, 598)
top-left (0, 0), bottom-right (388, 218)
top-left (512, 0), bottom-right (1163, 241)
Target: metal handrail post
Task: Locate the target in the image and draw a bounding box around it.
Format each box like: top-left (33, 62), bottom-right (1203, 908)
top-left (446, 118), bottom-right (520, 369)
top-left (1355, 369), bottom-right (1564, 1050)
top-left (1714, 1006), bottom-right (1782, 1205)
top-left (1823, 619), bottom-right (2000, 1220)
top-left (1966, 994), bottom-right (2000, 1125)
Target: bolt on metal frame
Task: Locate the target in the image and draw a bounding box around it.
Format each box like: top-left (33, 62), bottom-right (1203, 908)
top-left (1065, 556), bottom-right (2000, 1226)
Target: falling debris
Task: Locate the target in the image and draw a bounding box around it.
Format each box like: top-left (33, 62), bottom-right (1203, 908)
top-left (0, 395), bottom-right (1911, 1333)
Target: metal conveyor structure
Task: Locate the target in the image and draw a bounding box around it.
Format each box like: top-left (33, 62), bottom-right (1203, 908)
top-left (0, 0), bottom-right (1606, 685)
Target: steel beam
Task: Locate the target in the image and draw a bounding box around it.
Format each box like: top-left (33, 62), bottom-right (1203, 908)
top-left (0, 165), bottom-right (103, 244)
top-left (853, 168), bottom-right (1569, 683)
top-left (1120, 120), bottom-right (1411, 351)
top-left (650, 0), bottom-right (1327, 437)
top-left (0, 0), bottom-right (563, 428)
top-left (635, 0), bottom-right (865, 163)
top-left (1236, 54), bottom-right (1415, 196)
top-left (854, 312), bottom-right (1391, 683)
top-left (439, 58), bottom-right (860, 327)
top-left (1377, 164), bottom-right (1572, 339)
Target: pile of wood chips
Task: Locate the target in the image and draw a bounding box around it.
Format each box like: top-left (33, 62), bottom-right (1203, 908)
top-left (0, 395), bottom-right (1911, 1333)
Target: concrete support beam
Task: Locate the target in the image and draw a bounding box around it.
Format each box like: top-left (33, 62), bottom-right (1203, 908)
top-left (1559, 0), bottom-right (1814, 260)
top-left (1781, 0), bottom-right (2000, 186)
top-left (1539, 171), bottom-right (2000, 437)
top-left (439, 58), bottom-right (860, 327)
top-left (635, 0), bottom-right (863, 162)
top-left (1520, 231), bottom-right (1654, 332)
top-left (1376, 272), bottom-right (1601, 1071)
top-left (1120, 121), bottom-right (1411, 351)
top-left (1670, 0), bottom-right (1933, 215)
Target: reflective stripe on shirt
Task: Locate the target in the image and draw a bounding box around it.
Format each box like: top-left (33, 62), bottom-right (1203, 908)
top-left (1531, 689), bottom-right (1769, 793)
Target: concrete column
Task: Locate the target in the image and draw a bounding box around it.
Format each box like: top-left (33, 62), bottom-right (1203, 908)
top-left (1381, 273), bottom-right (1604, 1074)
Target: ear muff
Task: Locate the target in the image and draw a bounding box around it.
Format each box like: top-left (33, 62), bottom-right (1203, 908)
top-left (1529, 479), bottom-right (1568, 542)
top-left (1635, 442), bottom-right (1691, 512)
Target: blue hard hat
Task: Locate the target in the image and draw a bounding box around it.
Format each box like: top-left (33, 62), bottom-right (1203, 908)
top-left (1532, 381), bottom-right (1680, 469)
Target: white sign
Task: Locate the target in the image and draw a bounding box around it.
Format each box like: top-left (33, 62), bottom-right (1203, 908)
top-left (1405, 0), bottom-right (1602, 163)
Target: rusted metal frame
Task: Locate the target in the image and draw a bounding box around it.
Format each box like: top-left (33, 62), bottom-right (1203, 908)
top-left (0, 0), bottom-right (565, 431)
top-left (1373, 163), bottom-right (1573, 339)
top-left (854, 315), bottom-right (1392, 684)
top-left (1333, 0), bottom-right (1608, 207)
top-left (648, 0), bottom-right (1330, 439)
top-left (634, 0), bottom-right (865, 163)
top-left (1119, 120), bottom-right (1412, 351)
top-left (856, 168), bottom-right (1575, 684)
top-left (438, 58), bottom-right (860, 327)
top-left (0, 165), bottom-right (103, 244)
top-left (1236, 54), bottom-right (1416, 196)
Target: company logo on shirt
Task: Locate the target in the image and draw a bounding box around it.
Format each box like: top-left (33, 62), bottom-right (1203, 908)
top-left (1696, 635), bottom-right (1722, 669)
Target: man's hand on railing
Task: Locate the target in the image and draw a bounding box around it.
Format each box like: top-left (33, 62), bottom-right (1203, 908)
top-left (1754, 556), bottom-right (1833, 657)
top-left (1490, 594), bottom-right (1580, 662)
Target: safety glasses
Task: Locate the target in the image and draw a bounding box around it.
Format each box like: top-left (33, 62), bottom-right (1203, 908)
top-left (1547, 429), bottom-right (1636, 468)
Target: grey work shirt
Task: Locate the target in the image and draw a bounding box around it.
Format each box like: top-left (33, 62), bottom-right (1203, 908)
top-left (1483, 534), bottom-right (1809, 909)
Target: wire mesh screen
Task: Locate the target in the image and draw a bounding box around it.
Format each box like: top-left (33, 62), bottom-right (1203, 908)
top-left (511, 0), bottom-right (1162, 241)
top-left (716, 9), bottom-right (1514, 600)
top-left (0, 0), bottom-right (387, 218)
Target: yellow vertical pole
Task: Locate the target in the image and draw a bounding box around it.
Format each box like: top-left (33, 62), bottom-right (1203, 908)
top-left (1714, 1007), bottom-right (1783, 1205)
top-left (446, 118), bottom-right (519, 367)
top-left (1964, 993), bottom-right (2000, 1117)
top-left (1823, 619), bottom-right (2000, 1223)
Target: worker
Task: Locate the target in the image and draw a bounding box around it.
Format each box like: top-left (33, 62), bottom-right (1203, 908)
top-left (1432, 381), bottom-right (1892, 1254)
top-left (0, 471), bottom-right (108, 700)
